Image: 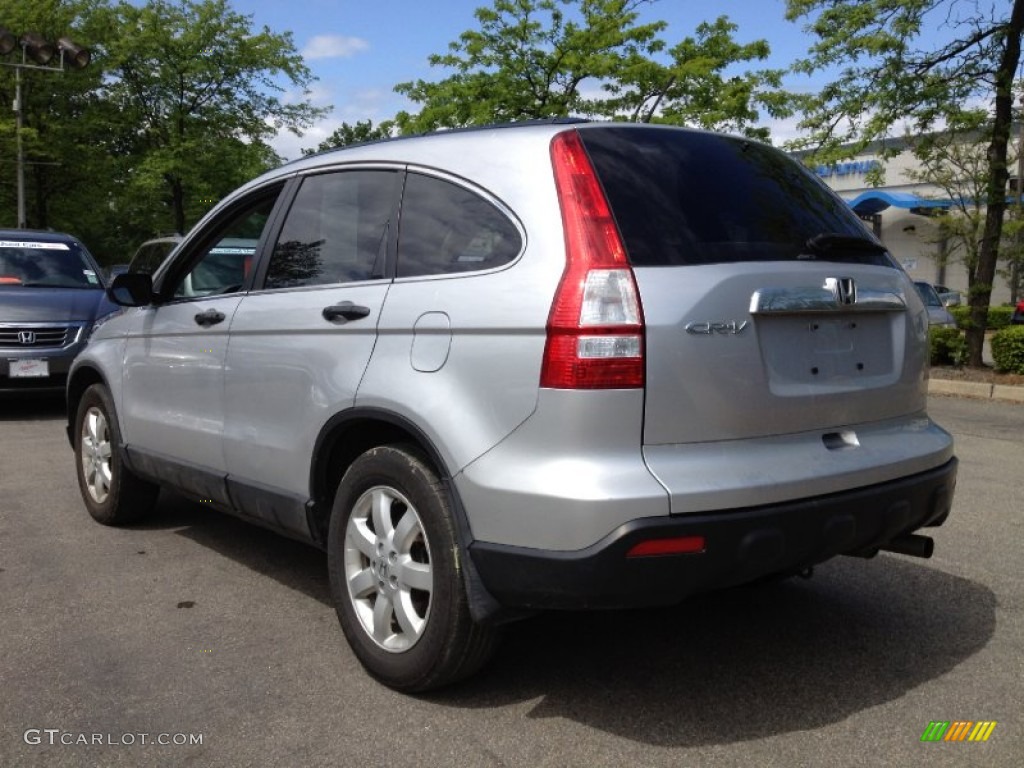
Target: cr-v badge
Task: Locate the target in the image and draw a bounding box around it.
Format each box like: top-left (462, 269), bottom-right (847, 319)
top-left (685, 320), bottom-right (749, 335)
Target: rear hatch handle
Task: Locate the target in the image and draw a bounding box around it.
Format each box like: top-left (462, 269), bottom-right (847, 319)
top-left (750, 282), bottom-right (906, 315)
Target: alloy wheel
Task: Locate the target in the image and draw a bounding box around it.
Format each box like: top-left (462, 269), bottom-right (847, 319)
top-left (80, 406), bottom-right (112, 504)
top-left (343, 485), bottom-right (433, 652)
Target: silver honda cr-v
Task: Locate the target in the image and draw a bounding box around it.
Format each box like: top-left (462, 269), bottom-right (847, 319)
top-left (68, 120), bottom-right (957, 691)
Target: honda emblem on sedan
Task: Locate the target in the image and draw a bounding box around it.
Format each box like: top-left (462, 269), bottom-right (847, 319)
top-left (825, 277), bottom-right (857, 305)
top-left (18, 331), bottom-right (36, 345)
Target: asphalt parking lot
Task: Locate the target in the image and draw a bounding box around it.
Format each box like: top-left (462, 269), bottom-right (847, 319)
top-left (1, 394), bottom-right (1020, 767)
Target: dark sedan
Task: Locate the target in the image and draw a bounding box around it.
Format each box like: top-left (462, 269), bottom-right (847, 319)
top-left (0, 230), bottom-right (117, 394)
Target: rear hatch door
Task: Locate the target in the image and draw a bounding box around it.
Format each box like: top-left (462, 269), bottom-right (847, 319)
top-left (578, 125), bottom-right (929, 447)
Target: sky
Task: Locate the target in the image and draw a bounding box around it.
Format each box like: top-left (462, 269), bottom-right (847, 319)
top-left (227, 0), bottom-right (823, 160)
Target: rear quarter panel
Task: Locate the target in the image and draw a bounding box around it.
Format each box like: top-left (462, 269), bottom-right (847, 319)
top-left (356, 134), bottom-right (568, 473)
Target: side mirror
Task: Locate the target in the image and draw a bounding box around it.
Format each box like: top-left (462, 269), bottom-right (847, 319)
top-left (107, 272), bottom-right (153, 307)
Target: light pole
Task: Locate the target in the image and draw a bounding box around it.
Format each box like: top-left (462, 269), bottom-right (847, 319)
top-left (0, 28), bottom-right (90, 228)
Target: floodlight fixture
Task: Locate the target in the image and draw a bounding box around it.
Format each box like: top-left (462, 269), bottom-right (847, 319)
top-left (1, 29), bottom-right (91, 228)
top-left (58, 37), bottom-right (90, 69)
top-left (0, 27), bottom-right (16, 56)
top-left (20, 32), bottom-right (56, 65)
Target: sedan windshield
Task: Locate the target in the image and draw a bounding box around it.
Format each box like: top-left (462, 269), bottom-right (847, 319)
top-left (0, 239), bottom-right (102, 289)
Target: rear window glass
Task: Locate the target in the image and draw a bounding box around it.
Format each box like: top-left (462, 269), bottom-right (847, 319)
top-left (0, 239), bottom-right (101, 289)
top-left (578, 127), bottom-right (888, 267)
top-left (397, 173), bottom-right (522, 278)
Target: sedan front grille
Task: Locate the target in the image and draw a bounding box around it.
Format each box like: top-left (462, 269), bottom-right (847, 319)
top-left (0, 326), bottom-right (73, 348)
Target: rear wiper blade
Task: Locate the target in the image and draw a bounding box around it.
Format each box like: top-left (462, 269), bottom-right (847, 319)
top-left (804, 233), bottom-right (887, 255)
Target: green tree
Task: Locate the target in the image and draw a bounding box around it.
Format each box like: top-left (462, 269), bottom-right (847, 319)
top-left (100, 0), bottom-right (326, 235)
top-left (601, 15), bottom-right (794, 140)
top-left (395, 0), bottom-right (791, 140)
top-left (394, 0), bottom-right (667, 133)
top-left (305, 119), bottom-right (394, 155)
top-left (904, 110), bottom-right (1024, 304)
top-left (786, 0), bottom-right (1024, 366)
top-left (0, 0), bottom-right (109, 235)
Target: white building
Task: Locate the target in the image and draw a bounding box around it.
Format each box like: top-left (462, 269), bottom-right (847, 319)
top-left (805, 138), bottom-right (1019, 305)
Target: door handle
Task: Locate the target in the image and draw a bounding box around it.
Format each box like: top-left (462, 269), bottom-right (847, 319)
top-left (194, 308), bottom-right (226, 327)
top-left (322, 302), bottom-right (372, 323)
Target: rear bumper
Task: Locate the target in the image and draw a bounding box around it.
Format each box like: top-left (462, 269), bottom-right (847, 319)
top-left (469, 457), bottom-right (957, 610)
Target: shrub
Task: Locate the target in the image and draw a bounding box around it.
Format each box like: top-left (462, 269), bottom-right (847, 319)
top-left (987, 306), bottom-right (1013, 330)
top-left (929, 327), bottom-right (967, 366)
top-left (990, 326), bottom-right (1024, 374)
top-left (948, 305), bottom-right (1013, 330)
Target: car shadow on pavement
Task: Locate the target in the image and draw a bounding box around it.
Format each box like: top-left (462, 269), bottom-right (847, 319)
top-left (431, 556), bottom-right (995, 747)
top-left (130, 494), bottom-right (995, 747)
top-left (133, 490), bottom-right (332, 604)
top-left (0, 394), bottom-right (65, 421)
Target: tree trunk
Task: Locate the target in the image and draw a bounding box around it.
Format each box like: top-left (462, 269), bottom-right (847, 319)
top-left (966, 0), bottom-right (1024, 366)
top-left (170, 175), bottom-right (186, 236)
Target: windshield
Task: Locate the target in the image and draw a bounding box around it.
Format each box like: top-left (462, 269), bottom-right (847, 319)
top-left (0, 239), bottom-right (102, 289)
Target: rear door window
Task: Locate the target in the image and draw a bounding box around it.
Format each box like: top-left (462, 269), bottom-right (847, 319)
top-left (396, 173), bottom-right (522, 278)
top-left (578, 127), bottom-right (888, 267)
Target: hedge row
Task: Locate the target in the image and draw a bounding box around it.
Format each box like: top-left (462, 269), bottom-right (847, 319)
top-left (929, 327), bottom-right (967, 367)
top-left (948, 305), bottom-right (1014, 330)
top-left (930, 325), bottom-right (1024, 373)
top-left (991, 326), bottom-right (1024, 374)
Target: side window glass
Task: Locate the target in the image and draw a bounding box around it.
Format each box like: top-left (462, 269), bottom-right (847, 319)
top-left (397, 173), bottom-right (522, 278)
top-left (264, 170), bottom-right (398, 290)
top-left (170, 190), bottom-right (279, 299)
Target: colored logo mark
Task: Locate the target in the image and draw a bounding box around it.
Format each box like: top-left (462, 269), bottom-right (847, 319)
top-left (921, 721), bottom-right (997, 742)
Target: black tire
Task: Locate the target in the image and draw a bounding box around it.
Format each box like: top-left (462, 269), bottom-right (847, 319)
top-left (327, 444), bottom-right (497, 692)
top-left (74, 383), bottom-right (159, 525)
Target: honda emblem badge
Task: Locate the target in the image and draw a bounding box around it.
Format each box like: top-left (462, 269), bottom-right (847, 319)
top-left (825, 277), bottom-right (857, 306)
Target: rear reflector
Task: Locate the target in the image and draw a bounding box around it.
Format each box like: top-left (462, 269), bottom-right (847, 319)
top-left (626, 536), bottom-right (706, 558)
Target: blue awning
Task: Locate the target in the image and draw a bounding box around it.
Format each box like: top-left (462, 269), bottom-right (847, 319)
top-left (843, 190), bottom-right (952, 216)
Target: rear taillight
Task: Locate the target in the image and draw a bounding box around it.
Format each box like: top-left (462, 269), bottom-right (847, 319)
top-left (541, 130), bottom-right (644, 389)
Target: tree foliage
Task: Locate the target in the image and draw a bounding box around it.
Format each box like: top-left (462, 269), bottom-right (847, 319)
top-left (601, 16), bottom-right (793, 140)
top-left (394, 0), bottom-right (792, 138)
top-left (305, 119), bottom-right (394, 155)
top-left (395, 0), bottom-right (665, 132)
top-left (0, 0), bottom-right (324, 261)
top-left (0, 0), bottom-right (109, 238)
top-left (905, 109), bottom-right (1024, 302)
top-left (786, 0), bottom-right (1024, 365)
top-left (100, 0), bottom-right (325, 236)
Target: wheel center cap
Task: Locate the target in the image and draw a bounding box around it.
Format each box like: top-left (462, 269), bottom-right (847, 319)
top-left (373, 548), bottom-right (399, 594)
